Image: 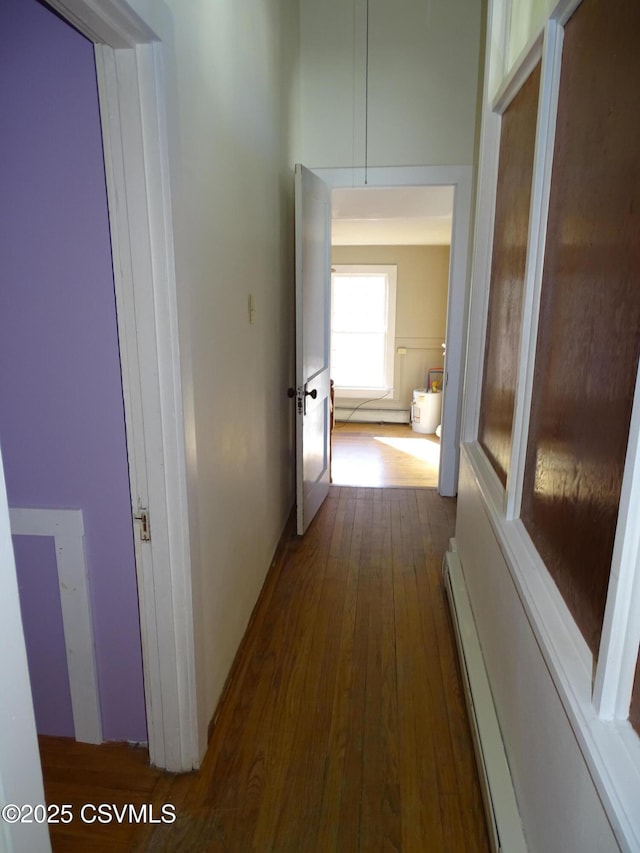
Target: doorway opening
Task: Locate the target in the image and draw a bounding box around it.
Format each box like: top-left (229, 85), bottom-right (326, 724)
top-left (0, 0), bottom-right (199, 781)
top-left (0, 0), bottom-right (146, 746)
top-left (329, 186), bottom-right (453, 489)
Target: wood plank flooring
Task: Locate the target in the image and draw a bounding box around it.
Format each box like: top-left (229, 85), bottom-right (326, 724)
top-left (331, 423), bottom-right (440, 488)
top-left (39, 487), bottom-right (489, 852)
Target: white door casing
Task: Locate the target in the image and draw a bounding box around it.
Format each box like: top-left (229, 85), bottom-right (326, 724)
top-left (44, 0), bottom-right (200, 771)
top-left (295, 164), bottom-right (332, 535)
top-left (310, 165), bottom-right (473, 497)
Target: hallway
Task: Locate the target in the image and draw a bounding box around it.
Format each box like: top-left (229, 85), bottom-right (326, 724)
top-left (41, 487), bottom-right (489, 851)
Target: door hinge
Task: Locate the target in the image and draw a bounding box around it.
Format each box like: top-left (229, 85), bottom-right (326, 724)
top-left (133, 507), bottom-right (151, 542)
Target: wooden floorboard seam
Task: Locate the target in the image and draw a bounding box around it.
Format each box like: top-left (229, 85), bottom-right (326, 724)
top-left (39, 487), bottom-right (490, 853)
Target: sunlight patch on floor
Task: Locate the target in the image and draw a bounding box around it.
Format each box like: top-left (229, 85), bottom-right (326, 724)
top-left (331, 458), bottom-right (386, 487)
top-left (373, 435), bottom-right (441, 464)
top-left (330, 427), bottom-right (440, 488)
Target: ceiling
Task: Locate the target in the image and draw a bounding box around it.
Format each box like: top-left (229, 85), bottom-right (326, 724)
top-left (331, 185), bottom-right (454, 246)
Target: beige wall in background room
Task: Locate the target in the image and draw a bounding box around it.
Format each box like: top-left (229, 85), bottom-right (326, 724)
top-left (332, 244), bottom-right (450, 417)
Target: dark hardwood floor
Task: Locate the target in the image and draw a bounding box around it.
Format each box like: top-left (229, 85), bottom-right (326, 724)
top-left (39, 486), bottom-right (489, 852)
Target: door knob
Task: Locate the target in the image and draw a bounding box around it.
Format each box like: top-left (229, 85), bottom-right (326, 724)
top-left (304, 388), bottom-right (318, 399)
top-left (287, 387), bottom-right (296, 398)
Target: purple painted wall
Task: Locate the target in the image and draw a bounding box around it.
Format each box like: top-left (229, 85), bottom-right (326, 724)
top-left (0, 0), bottom-right (147, 741)
top-left (12, 536), bottom-right (75, 737)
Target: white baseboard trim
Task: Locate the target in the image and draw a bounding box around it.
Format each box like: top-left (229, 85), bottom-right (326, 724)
top-left (335, 408), bottom-right (410, 424)
top-left (443, 546), bottom-right (527, 853)
top-left (10, 507), bottom-right (102, 744)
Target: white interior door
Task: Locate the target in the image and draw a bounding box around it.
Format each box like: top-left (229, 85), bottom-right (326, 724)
top-left (295, 164), bottom-right (332, 535)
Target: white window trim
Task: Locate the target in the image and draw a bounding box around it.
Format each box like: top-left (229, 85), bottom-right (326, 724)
top-left (331, 264), bottom-right (397, 398)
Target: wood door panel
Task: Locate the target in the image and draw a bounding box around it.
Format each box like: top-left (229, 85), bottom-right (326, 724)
top-left (478, 63), bottom-right (541, 485)
top-left (521, 0), bottom-right (640, 658)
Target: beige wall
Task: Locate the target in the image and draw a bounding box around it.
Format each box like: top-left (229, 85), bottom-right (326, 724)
top-left (300, 0), bottom-right (483, 168)
top-left (332, 245), bottom-right (450, 416)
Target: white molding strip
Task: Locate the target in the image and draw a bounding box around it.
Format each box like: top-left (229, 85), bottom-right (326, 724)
top-left (595, 364), bottom-right (640, 720)
top-left (550, 0), bottom-right (584, 28)
top-left (459, 54), bottom-right (501, 446)
top-left (505, 19), bottom-right (564, 521)
top-left (9, 508), bottom-right (102, 745)
top-left (443, 547), bottom-right (528, 853)
top-left (312, 164), bottom-right (472, 190)
top-left (395, 336), bottom-right (446, 348)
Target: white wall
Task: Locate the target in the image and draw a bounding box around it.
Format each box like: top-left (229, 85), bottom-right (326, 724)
top-left (331, 244), bottom-right (449, 417)
top-left (127, 0), bottom-right (301, 754)
top-left (299, 0), bottom-right (482, 168)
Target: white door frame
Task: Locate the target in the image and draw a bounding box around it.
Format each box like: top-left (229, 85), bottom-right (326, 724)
top-left (313, 165), bottom-right (473, 496)
top-left (39, 0), bottom-right (200, 772)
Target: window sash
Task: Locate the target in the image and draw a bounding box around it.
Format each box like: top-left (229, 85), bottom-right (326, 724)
top-left (331, 265), bottom-right (397, 393)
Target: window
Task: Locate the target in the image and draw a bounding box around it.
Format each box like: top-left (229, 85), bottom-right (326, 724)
top-left (331, 265), bottom-right (397, 396)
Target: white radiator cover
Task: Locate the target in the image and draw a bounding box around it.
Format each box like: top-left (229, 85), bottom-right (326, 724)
top-left (443, 547), bottom-right (528, 853)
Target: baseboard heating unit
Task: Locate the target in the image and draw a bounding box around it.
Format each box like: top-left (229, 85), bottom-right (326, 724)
top-left (443, 548), bottom-right (528, 853)
top-left (334, 408), bottom-right (409, 424)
